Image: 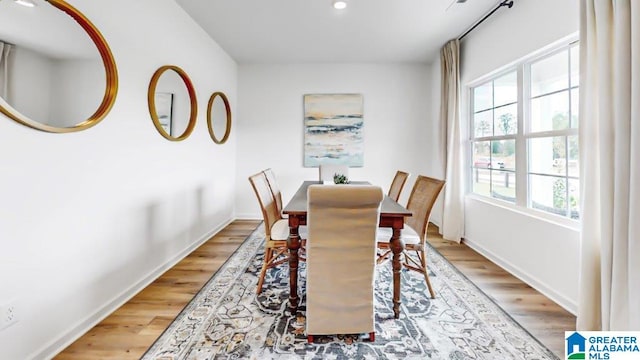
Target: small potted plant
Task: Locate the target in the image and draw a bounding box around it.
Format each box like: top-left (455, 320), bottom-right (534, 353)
top-left (333, 173), bottom-right (349, 184)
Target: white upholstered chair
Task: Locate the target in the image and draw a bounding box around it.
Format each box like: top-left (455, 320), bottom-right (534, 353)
top-left (377, 175), bottom-right (445, 299)
top-left (249, 171), bottom-right (306, 294)
top-left (388, 170), bottom-right (410, 202)
top-left (305, 184), bottom-right (383, 343)
top-left (318, 164), bottom-right (349, 183)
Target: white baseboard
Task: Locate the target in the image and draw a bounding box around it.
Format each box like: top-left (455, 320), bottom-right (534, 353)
top-left (30, 217), bottom-right (234, 360)
top-left (462, 236), bottom-right (578, 316)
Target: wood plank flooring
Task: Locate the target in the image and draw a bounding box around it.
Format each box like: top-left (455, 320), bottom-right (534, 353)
top-left (55, 220), bottom-right (575, 359)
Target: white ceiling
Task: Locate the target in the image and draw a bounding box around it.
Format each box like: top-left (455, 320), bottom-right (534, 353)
top-left (175, 0), bottom-right (500, 64)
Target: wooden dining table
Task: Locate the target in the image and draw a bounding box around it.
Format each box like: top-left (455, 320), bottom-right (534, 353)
top-left (282, 180), bottom-right (412, 319)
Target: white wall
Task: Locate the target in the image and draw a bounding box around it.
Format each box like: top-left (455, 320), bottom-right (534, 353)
top-left (234, 63), bottom-right (442, 221)
top-left (7, 46), bottom-right (53, 122)
top-left (459, 0), bottom-right (580, 313)
top-left (0, 1), bottom-right (237, 359)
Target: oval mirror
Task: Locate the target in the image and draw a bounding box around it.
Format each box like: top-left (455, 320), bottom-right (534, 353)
top-left (0, 0), bottom-right (118, 133)
top-left (207, 91), bottom-right (231, 144)
top-left (148, 65), bottom-right (197, 141)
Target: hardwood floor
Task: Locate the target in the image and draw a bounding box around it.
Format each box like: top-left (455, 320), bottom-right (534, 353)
top-left (55, 220), bottom-right (574, 359)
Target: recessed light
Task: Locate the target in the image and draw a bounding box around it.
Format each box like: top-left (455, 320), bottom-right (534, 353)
top-left (14, 0), bottom-right (36, 7)
top-left (333, 0), bottom-right (347, 10)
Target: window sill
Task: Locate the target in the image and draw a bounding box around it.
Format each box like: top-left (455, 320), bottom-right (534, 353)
top-left (465, 193), bottom-right (581, 231)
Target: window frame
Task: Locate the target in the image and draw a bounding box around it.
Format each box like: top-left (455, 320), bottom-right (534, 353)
top-left (466, 36), bottom-right (580, 224)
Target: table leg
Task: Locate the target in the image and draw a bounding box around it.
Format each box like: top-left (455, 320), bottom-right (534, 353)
top-left (287, 217), bottom-right (301, 312)
top-left (390, 226), bottom-right (404, 319)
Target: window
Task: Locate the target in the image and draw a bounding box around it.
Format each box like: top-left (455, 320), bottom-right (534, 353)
top-left (469, 41), bottom-right (580, 220)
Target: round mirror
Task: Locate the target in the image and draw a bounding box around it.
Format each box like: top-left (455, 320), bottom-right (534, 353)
top-left (148, 65), bottom-right (197, 141)
top-left (0, 0), bottom-right (118, 133)
top-left (207, 91), bottom-right (231, 144)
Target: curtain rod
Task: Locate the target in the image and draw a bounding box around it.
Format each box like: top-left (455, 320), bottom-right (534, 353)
top-left (458, 0), bottom-right (514, 41)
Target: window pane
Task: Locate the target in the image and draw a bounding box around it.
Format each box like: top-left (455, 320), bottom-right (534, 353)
top-left (473, 141), bottom-right (491, 167)
top-left (472, 168), bottom-right (491, 197)
top-left (530, 91), bottom-right (570, 132)
top-left (474, 110), bottom-right (492, 137)
top-left (492, 170), bottom-right (515, 203)
top-left (494, 72), bottom-right (517, 107)
top-left (531, 50), bottom-right (569, 97)
top-left (530, 174), bottom-right (568, 216)
top-left (571, 88), bottom-right (579, 128)
top-left (493, 139), bottom-right (515, 171)
top-left (529, 137), bottom-right (566, 175)
top-left (570, 45), bottom-right (579, 87)
top-left (474, 82), bottom-right (493, 112)
top-left (568, 135), bottom-right (579, 177)
top-left (569, 178), bottom-right (580, 219)
top-left (494, 104), bottom-right (517, 136)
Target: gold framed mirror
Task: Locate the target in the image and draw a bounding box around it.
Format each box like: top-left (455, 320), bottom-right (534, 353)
top-left (147, 65), bottom-right (197, 141)
top-left (207, 91), bottom-right (231, 144)
top-left (0, 0), bottom-right (118, 133)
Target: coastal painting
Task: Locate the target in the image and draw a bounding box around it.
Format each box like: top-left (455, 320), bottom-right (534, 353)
top-left (303, 94), bottom-right (364, 167)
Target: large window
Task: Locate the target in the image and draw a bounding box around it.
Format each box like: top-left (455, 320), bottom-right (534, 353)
top-left (469, 41), bottom-right (580, 220)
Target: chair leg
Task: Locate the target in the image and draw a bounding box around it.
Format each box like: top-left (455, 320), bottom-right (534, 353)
top-left (419, 249), bottom-right (436, 299)
top-left (256, 248), bottom-right (272, 294)
top-left (307, 335), bottom-right (314, 343)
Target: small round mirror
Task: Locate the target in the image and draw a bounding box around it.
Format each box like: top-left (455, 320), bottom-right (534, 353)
top-left (148, 65), bottom-right (197, 141)
top-left (0, 0), bottom-right (118, 133)
top-left (207, 91), bottom-right (231, 144)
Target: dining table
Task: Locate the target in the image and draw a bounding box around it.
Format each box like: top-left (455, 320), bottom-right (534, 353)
top-left (282, 180), bottom-right (412, 319)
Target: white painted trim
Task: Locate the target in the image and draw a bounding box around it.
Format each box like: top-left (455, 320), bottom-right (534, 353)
top-left (29, 217), bottom-right (234, 360)
top-left (234, 213), bottom-right (262, 220)
top-left (462, 235), bottom-right (577, 316)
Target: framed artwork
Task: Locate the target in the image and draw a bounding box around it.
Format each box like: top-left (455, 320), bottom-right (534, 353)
top-left (155, 92), bottom-right (174, 135)
top-left (303, 93), bottom-right (364, 167)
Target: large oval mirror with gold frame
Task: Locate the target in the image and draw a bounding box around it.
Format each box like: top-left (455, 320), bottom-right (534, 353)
top-left (207, 91), bottom-right (231, 144)
top-left (0, 0), bottom-right (118, 133)
top-left (148, 65), bottom-right (197, 141)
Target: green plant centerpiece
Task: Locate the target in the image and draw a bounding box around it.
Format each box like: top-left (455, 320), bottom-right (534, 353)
top-left (333, 173), bottom-right (350, 184)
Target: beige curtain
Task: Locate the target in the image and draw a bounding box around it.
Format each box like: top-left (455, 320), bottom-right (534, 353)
top-left (440, 39), bottom-right (464, 243)
top-left (577, 0), bottom-right (640, 330)
top-left (0, 41), bottom-right (12, 99)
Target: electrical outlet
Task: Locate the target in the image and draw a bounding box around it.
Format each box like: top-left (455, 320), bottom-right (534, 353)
top-left (0, 300), bottom-right (18, 331)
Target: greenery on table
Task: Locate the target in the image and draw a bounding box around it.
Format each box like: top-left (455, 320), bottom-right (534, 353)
top-left (333, 173), bottom-right (349, 184)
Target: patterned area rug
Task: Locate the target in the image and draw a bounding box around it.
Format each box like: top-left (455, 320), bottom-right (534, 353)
top-left (142, 224), bottom-right (558, 360)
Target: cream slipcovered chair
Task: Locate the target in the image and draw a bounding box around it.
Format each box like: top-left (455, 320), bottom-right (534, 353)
top-left (248, 171), bottom-right (306, 294)
top-left (305, 184), bottom-right (383, 343)
top-left (318, 164), bottom-right (349, 182)
top-left (388, 170), bottom-right (410, 202)
top-left (377, 175), bottom-right (445, 298)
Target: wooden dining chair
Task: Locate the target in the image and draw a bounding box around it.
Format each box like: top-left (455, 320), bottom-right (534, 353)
top-left (305, 184), bottom-right (383, 343)
top-left (249, 171), bottom-right (305, 294)
top-left (377, 175), bottom-right (445, 298)
top-left (318, 164), bottom-right (349, 182)
top-left (263, 168), bottom-right (283, 215)
top-left (388, 170), bottom-right (410, 202)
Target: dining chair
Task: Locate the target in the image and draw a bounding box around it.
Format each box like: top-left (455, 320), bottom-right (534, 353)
top-left (305, 184), bottom-right (383, 343)
top-left (248, 171), bottom-right (305, 294)
top-left (377, 175), bottom-right (445, 299)
top-left (388, 170), bottom-right (410, 202)
top-left (263, 168), bottom-right (283, 215)
top-left (318, 164), bottom-right (349, 182)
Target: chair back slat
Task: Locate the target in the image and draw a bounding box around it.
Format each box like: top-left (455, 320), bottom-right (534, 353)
top-left (388, 170), bottom-right (410, 202)
top-left (263, 168), bottom-right (283, 214)
top-left (405, 176), bottom-right (446, 243)
top-left (248, 171), bottom-right (281, 237)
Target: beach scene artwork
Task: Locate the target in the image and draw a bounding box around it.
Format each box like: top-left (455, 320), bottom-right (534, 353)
top-left (304, 94), bottom-right (364, 167)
